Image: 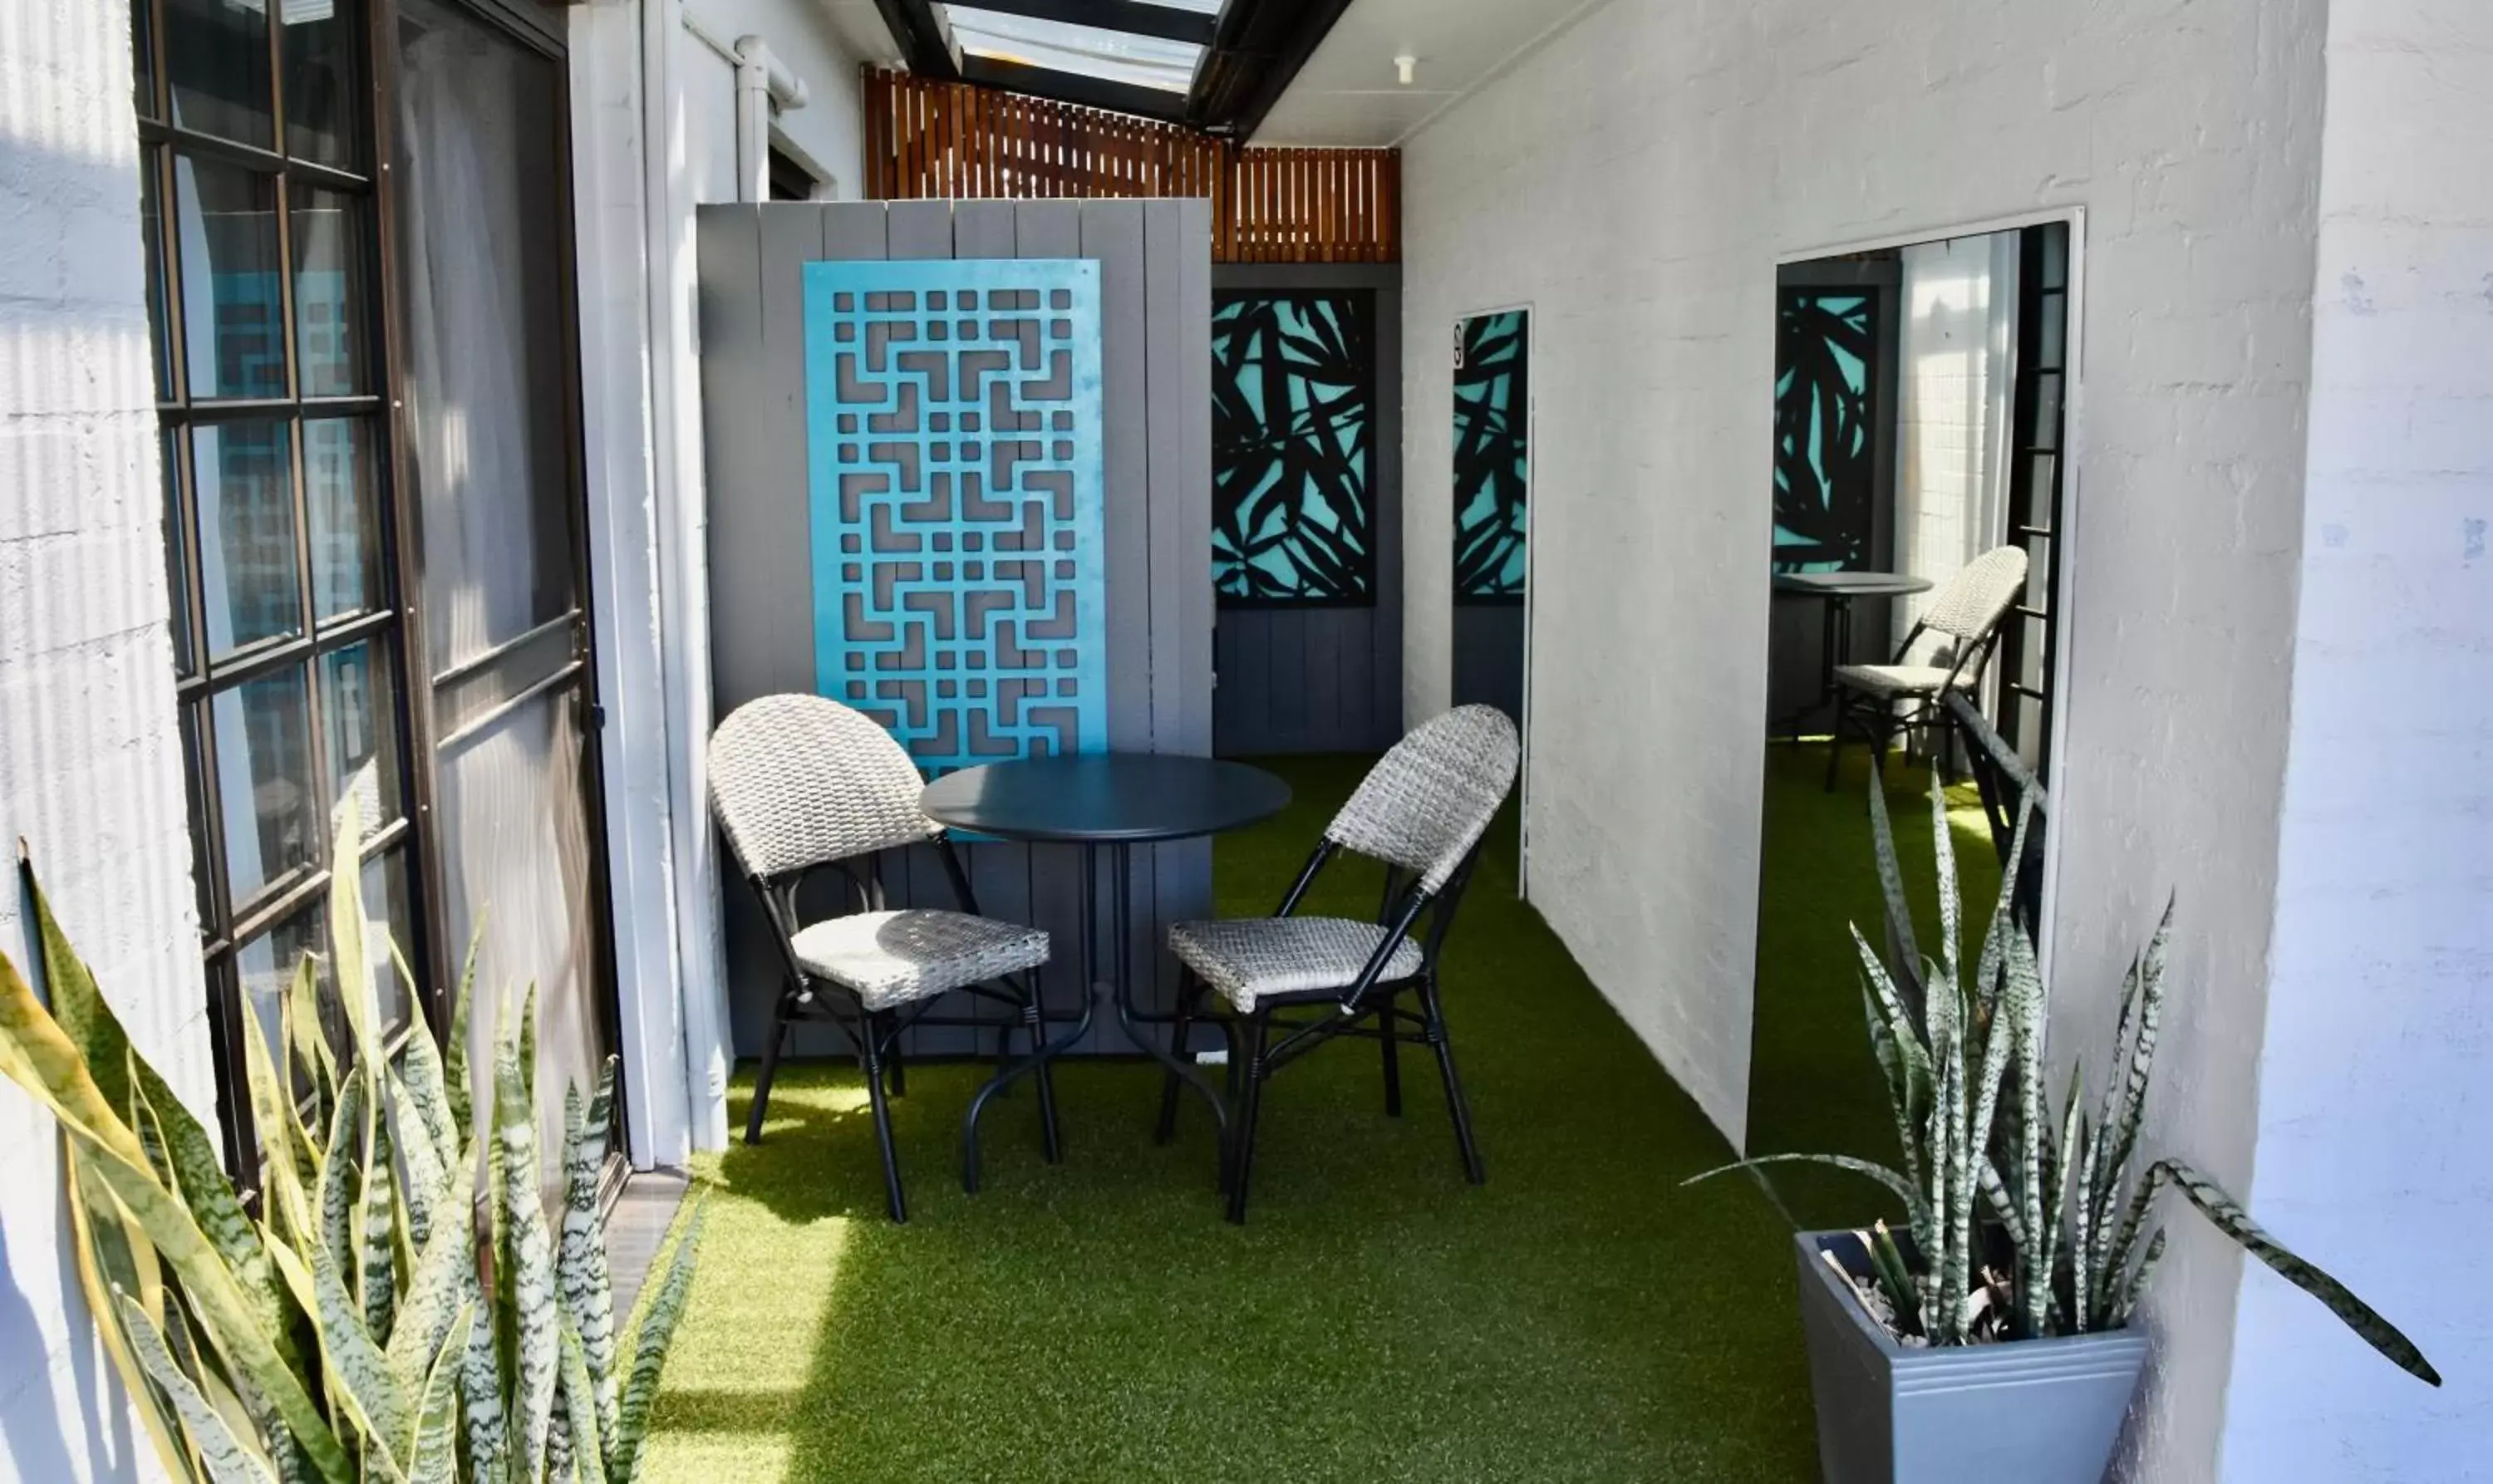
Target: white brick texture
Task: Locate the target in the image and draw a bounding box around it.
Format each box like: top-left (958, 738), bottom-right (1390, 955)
top-left (1399, 0), bottom-right (2333, 1477)
top-left (2221, 0), bottom-right (2493, 1476)
top-left (0, 1), bottom-right (203, 1480)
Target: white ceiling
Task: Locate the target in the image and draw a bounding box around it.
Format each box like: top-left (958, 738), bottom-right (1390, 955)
top-left (1251, 0), bottom-right (1601, 146)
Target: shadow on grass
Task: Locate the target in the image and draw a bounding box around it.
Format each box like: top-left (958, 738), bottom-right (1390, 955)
top-left (638, 756), bottom-right (1823, 1483)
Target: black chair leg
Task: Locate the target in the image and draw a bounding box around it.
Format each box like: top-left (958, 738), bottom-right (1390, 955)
top-left (1155, 972), bottom-right (1201, 1145)
top-left (1225, 1011), bottom-right (1271, 1225)
top-left (1379, 994), bottom-right (1404, 1117)
top-left (1025, 975), bottom-right (1063, 1164)
top-left (1420, 978), bottom-right (1486, 1185)
top-left (744, 994), bottom-right (792, 1145)
top-left (858, 1011), bottom-right (908, 1222)
top-left (1824, 700), bottom-right (1849, 792)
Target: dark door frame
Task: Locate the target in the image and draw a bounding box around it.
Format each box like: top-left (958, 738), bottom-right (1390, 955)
top-left (365, 0), bottom-right (628, 1176)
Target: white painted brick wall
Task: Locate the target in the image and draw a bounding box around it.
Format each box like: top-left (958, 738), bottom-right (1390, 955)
top-left (0, 0), bottom-right (206, 1479)
top-left (2222, 0), bottom-right (2493, 1475)
top-left (1399, 0), bottom-right (2329, 1477)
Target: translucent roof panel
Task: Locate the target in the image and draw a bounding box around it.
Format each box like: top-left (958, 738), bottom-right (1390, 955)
top-left (942, 6), bottom-right (1206, 94)
top-left (1135, 0), bottom-right (1222, 10)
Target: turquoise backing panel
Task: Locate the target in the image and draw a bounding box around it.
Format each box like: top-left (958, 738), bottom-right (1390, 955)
top-left (803, 259), bottom-right (1107, 771)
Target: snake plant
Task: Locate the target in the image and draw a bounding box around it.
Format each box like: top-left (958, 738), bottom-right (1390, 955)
top-left (1690, 769), bottom-right (2437, 1386)
top-left (0, 797), bottom-right (707, 1481)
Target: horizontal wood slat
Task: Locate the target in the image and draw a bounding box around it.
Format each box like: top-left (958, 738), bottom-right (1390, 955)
top-left (862, 67), bottom-right (1399, 263)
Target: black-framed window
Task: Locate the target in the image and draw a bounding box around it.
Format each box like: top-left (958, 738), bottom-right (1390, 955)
top-left (1999, 223), bottom-right (2071, 778)
top-left (135, 0), bottom-right (426, 1177)
top-left (768, 144), bottom-right (819, 202)
top-left (1211, 291), bottom-right (1379, 607)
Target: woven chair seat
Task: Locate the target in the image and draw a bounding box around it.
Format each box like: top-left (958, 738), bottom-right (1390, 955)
top-left (1169, 916), bottom-right (1424, 1012)
top-left (1833, 662), bottom-right (1981, 700)
top-left (789, 910), bottom-right (1049, 1013)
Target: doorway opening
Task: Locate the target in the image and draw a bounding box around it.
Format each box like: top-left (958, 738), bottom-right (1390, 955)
top-left (1743, 216), bottom-right (2078, 1211)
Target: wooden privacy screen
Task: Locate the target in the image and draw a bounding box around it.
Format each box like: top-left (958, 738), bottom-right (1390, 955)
top-left (863, 68), bottom-right (1399, 263)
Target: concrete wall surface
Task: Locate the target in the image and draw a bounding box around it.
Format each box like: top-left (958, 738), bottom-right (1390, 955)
top-left (2221, 0), bottom-right (2493, 1475)
top-left (0, 0), bottom-right (204, 1478)
top-left (1397, 0), bottom-right (2335, 1477)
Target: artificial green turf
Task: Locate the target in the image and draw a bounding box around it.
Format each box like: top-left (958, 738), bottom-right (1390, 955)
top-left (638, 749), bottom-right (1990, 1482)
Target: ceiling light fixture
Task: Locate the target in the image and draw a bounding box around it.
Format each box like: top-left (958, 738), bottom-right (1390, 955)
top-left (1394, 54), bottom-right (1417, 86)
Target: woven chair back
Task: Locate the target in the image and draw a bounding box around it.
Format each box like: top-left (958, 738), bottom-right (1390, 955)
top-left (1921, 544), bottom-right (2030, 643)
top-left (709, 694), bottom-right (937, 881)
top-left (1325, 705), bottom-right (1521, 893)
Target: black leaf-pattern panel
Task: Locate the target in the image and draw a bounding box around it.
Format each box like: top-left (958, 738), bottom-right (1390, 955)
top-left (1773, 291), bottom-right (1879, 572)
top-left (1452, 310), bottom-right (1528, 605)
top-left (1211, 292), bottom-right (1376, 606)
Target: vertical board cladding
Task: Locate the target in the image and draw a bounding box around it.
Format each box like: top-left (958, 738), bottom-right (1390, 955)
top-left (1207, 263), bottom-right (1404, 755)
top-left (698, 200), bottom-right (1212, 1059)
top-left (799, 260), bottom-right (1109, 769)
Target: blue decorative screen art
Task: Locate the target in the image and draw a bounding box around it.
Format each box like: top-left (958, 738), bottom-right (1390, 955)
top-left (1452, 310), bottom-right (1529, 604)
top-left (1211, 292), bottom-right (1375, 606)
top-left (1773, 290), bottom-right (1879, 573)
top-left (803, 259), bottom-right (1107, 772)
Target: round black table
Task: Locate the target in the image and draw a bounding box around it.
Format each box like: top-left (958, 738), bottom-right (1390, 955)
top-left (1770, 570), bottom-right (1934, 735)
top-left (920, 754), bottom-right (1292, 1165)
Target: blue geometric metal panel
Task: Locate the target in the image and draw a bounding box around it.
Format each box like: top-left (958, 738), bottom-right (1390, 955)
top-left (1452, 309), bottom-right (1529, 604)
top-left (1211, 291), bottom-right (1375, 606)
top-left (802, 259), bottom-right (1107, 772)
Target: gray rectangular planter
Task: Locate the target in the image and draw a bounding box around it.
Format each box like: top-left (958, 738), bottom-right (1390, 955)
top-left (1795, 1231), bottom-right (2148, 1484)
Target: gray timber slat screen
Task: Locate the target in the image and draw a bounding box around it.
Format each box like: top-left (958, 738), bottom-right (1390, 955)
top-left (696, 199), bottom-right (1215, 1059)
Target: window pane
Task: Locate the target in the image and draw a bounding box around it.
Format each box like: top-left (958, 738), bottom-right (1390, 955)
top-left (305, 418), bottom-right (379, 619)
top-left (141, 151), bottom-right (173, 400)
top-left (134, 0), bottom-right (157, 120)
top-left (319, 637), bottom-right (401, 840)
top-left (166, 0), bottom-right (275, 149)
top-left (162, 430), bottom-right (195, 674)
top-left (191, 420), bottom-right (302, 656)
top-left (395, 2), bottom-right (581, 666)
top-left (282, 0), bottom-right (363, 167)
top-left (235, 901), bottom-right (322, 1090)
top-left (360, 848), bottom-right (415, 1038)
top-left (179, 705), bottom-right (215, 926)
top-left (292, 188), bottom-right (371, 396)
top-left (172, 154), bottom-right (287, 400)
top-left (212, 664), bottom-right (317, 903)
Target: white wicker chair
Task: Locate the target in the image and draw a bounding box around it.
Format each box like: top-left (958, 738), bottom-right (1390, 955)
top-left (1825, 545), bottom-right (2028, 791)
top-left (1161, 705), bottom-right (1521, 1222)
top-left (709, 693), bottom-right (1059, 1222)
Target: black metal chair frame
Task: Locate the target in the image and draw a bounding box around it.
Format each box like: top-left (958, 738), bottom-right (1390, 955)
top-left (1823, 613), bottom-right (2013, 792)
top-left (741, 836), bottom-right (1061, 1224)
top-left (1154, 837), bottom-right (1492, 1224)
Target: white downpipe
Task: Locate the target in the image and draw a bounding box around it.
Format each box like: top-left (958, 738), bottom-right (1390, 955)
top-left (732, 37), bottom-right (807, 203)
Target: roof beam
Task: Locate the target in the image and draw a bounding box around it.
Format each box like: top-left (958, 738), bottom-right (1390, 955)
top-left (960, 55), bottom-right (1192, 124)
top-left (872, 0), bottom-right (963, 79)
top-left (946, 0), bottom-right (1217, 47)
top-left (1186, 0), bottom-right (1355, 138)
